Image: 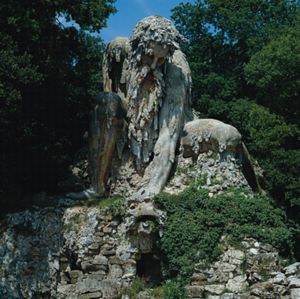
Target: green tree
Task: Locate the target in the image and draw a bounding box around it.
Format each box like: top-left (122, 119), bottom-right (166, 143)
top-left (226, 99), bottom-right (300, 209)
top-left (171, 0), bottom-right (299, 115)
top-left (0, 0), bottom-right (115, 206)
top-left (171, 0), bottom-right (300, 212)
top-left (245, 14), bottom-right (300, 125)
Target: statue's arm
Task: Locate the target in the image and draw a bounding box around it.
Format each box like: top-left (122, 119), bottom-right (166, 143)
top-left (137, 51), bottom-right (193, 198)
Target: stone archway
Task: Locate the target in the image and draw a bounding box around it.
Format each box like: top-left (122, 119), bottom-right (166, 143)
top-left (136, 249), bottom-right (163, 286)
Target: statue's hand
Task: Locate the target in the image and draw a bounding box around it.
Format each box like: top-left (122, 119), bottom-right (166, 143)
top-left (132, 185), bottom-right (161, 201)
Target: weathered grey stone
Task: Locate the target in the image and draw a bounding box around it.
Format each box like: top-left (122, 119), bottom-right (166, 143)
top-left (258, 252), bottom-right (279, 271)
top-left (68, 270), bottom-right (83, 284)
top-left (250, 287), bottom-right (263, 297)
top-left (249, 248), bottom-right (259, 255)
top-left (93, 255), bottom-right (108, 265)
top-left (220, 294), bottom-right (235, 299)
top-left (81, 261), bottom-right (99, 272)
top-left (205, 284), bottom-right (226, 295)
top-left (102, 249), bottom-right (116, 256)
top-left (96, 15), bottom-right (193, 199)
top-left (108, 264), bottom-right (123, 279)
top-left (78, 292), bottom-right (102, 299)
top-left (186, 285), bottom-right (205, 297)
top-left (103, 226), bottom-right (113, 234)
top-left (88, 243), bottom-right (100, 251)
top-left (181, 119), bottom-right (262, 192)
top-left (272, 284), bottom-right (287, 295)
top-left (122, 259), bottom-right (136, 278)
top-left (290, 288), bottom-right (300, 299)
top-left (288, 276), bottom-right (300, 288)
top-left (57, 284), bottom-right (77, 296)
top-left (222, 249), bottom-right (245, 266)
top-left (76, 278), bottom-right (102, 294)
top-left (109, 256), bottom-right (124, 265)
top-left (88, 272), bottom-right (106, 281)
top-left (250, 281), bottom-right (275, 297)
top-left (181, 119), bottom-right (242, 157)
top-left (99, 279), bottom-right (122, 299)
top-left (226, 275), bottom-right (248, 293)
top-left (270, 272), bottom-right (287, 285)
top-left (215, 262), bottom-right (236, 273)
top-left (284, 262), bottom-right (300, 276)
top-left (191, 273), bottom-right (207, 285)
top-left (260, 243), bottom-right (274, 252)
top-left (122, 273), bottom-right (135, 280)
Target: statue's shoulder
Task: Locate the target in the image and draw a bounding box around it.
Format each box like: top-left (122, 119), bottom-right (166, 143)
top-left (168, 49), bottom-right (191, 76)
top-left (107, 36), bottom-right (130, 47)
top-left (105, 37), bottom-right (131, 59)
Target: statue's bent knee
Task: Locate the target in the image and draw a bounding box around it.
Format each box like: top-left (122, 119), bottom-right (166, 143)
top-left (89, 92), bottom-right (126, 196)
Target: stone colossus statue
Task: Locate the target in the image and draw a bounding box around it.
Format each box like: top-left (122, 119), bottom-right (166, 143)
top-left (89, 16), bottom-right (193, 198)
top-left (88, 16), bottom-right (262, 199)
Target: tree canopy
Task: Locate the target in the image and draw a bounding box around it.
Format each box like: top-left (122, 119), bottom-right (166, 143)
top-left (171, 0), bottom-right (300, 214)
top-left (0, 0), bottom-right (116, 205)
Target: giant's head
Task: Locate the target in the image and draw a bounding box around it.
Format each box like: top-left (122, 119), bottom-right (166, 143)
top-left (130, 16), bottom-right (186, 69)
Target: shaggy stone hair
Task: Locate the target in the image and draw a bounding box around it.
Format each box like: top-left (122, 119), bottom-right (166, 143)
top-left (129, 16), bottom-right (186, 60)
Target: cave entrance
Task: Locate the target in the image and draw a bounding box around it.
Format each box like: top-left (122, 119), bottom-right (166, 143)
top-left (136, 252), bottom-right (162, 286)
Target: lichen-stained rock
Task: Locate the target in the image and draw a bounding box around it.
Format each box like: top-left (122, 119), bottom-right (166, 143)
top-left (284, 262), bottom-right (300, 275)
top-left (181, 119), bottom-right (242, 157)
top-left (186, 285), bottom-right (205, 297)
top-left (181, 118), bottom-right (262, 193)
top-left (1, 200), bottom-right (300, 299)
top-left (226, 275), bottom-right (249, 293)
top-left (164, 152), bottom-right (250, 196)
top-left (0, 208), bottom-right (64, 298)
top-left (204, 284), bottom-right (226, 295)
top-left (291, 288), bottom-right (300, 299)
top-left (186, 237), bottom-right (300, 299)
top-left (0, 200), bottom-right (129, 298)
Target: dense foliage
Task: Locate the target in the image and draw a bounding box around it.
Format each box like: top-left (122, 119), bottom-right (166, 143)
top-left (171, 0), bottom-right (300, 213)
top-left (0, 0), bottom-right (115, 205)
top-left (155, 182), bottom-right (299, 280)
top-left (121, 277), bottom-right (187, 299)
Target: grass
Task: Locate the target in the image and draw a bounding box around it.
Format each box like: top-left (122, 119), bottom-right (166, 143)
top-left (98, 195), bottom-right (125, 217)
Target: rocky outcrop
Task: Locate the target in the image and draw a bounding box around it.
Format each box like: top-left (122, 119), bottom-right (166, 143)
top-left (1, 196), bottom-right (299, 299)
top-left (0, 207), bottom-right (64, 298)
top-left (0, 198), bottom-right (164, 299)
top-left (187, 237), bottom-right (300, 299)
top-left (181, 119), bottom-right (243, 157)
top-left (164, 151), bottom-right (250, 196)
top-left (181, 119), bottom-right (262, 193)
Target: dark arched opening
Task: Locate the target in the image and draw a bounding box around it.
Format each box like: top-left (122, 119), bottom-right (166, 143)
top-left (136, 252), bottom-right (162, 286)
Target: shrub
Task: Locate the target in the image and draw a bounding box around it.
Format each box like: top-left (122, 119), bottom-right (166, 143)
top-left (155, 181), bottom-right (299, 280)
top-left (162, 281), bottom-right (187, 299)
top-left (98, 195), bottom-right (125, 217)
top-left (120, 277), bottom-right (146, 298)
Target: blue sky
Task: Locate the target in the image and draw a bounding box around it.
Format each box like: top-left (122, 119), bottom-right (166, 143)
top-left (100, 0), bottom-right (194, 42)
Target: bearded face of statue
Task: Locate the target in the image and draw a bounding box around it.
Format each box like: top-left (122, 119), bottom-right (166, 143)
top-left (142, 41), bottom-right (171, 70)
